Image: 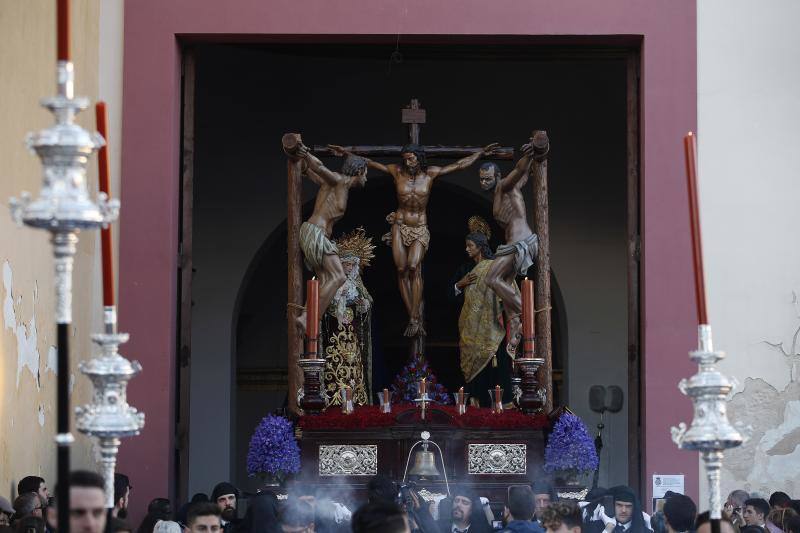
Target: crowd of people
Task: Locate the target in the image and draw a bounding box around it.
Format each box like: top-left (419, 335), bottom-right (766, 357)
top-left (2, 472), bottom-right (800, 533)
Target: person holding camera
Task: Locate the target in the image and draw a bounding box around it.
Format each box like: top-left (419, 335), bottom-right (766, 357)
top-left (396, 484), bottom-right (439, 533)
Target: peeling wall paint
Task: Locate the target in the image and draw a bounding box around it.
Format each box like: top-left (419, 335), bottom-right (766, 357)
top-left (724, 379), bottom-right (800, 497)
top-left (3, 261), bottom-right (15, 330)
top-left (0, 0), bottom-right (104, 490)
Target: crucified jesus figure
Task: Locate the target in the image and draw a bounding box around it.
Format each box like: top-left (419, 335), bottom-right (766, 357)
top-left (293, 143), bottom-right (368, 335)
top-left (479, 135), bottom-right (544, 356)
top-left (329, 142), bottom-right (500, 337)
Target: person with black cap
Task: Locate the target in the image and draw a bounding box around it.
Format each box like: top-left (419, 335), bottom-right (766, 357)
top-left (662, 494), bottom-right (696, 533)
top-left (211, 483), bottom-right (240, 533)
top-left (531, 481), bottom-right (557, 526)
top-left (588, 486), bottom-right (650, 533)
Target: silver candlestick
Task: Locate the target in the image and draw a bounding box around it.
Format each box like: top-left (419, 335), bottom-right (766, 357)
top-left (76, 308), bottom-right (145, 509)
top-left (671, 325), bottom-right (743, 520)
top-left (8, 59), bottom-right (119, 526)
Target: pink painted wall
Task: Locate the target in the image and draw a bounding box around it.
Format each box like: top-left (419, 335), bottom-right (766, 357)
top-left (120, 0), bottom-right (697, 515)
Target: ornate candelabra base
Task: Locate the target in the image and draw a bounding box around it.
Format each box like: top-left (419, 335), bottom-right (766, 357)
top-left (672, 325), bottom-right (744, 522)
top-left (75, 309), bottom-right (145, 509)
top-left (298, 358), bottom-right (327, 415)
top-left (515, 357), bottom-right (545, 414)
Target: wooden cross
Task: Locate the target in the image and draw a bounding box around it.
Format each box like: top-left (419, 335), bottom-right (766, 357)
top-left (313, 98), bottom-right (515, 159)
top-left (402, 98), bottom-right (426, 144)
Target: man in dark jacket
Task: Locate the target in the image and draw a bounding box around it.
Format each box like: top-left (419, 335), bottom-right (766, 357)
top-left (500, 486), bottom-right (544, 533)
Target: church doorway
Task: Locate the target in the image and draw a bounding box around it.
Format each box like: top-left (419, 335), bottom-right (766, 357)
top-left (179, 42), bottom-right (636, 498)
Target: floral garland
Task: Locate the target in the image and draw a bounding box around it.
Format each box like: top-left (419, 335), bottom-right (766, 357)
top-left (298, 404), bottom-right (550, 430)
top-left (391, 353), bottom-right (452, 404)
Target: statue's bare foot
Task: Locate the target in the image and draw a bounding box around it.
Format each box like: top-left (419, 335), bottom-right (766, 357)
top-left (404, 318), bottom-right (419, 337)
top-left (506, 314), bottom-right (522, 357)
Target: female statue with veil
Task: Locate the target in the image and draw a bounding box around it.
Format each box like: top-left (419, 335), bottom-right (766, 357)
top-left (321, 227), bottom-right (376, 407)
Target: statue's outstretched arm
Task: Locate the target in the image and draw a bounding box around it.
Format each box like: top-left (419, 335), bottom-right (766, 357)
top-left (431, 143), bottom-right (500, 178)
top-left (328, 144), bottom-right (391, 175)
top-left (498, 144), bottom-right (534, 192)
top-left (300, 145), bottom-right (340, 186)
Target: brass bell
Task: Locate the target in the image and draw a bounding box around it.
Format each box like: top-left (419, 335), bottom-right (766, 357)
top-left (408, 445), bottom-right (442, 478)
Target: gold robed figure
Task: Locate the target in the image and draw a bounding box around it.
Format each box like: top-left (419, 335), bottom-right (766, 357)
top-left (459, 259), bottom-right (515, 383)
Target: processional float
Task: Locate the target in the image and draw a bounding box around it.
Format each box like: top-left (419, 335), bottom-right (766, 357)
top-left (284, 100), bottom-right (554, 417)
top-left (9, 0), bottom-right (144, 524)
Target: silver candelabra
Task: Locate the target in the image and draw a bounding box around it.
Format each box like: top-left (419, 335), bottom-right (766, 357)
top-left (671, 325), bottom-right (743, 520)
top-left (76, 308), bottom-right (145, 508)
top-left (10, 60), bottom-right (119, 317)
top-left (8, 58), bottom-right (123, 522)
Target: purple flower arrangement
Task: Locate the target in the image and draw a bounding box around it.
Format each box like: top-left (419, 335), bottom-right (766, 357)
top-left (246, 414), bottom-right (301, 479)
top-left (391, 353), bottom-right (452, 404)
top-left (544, 411), bottom-right (598, 474)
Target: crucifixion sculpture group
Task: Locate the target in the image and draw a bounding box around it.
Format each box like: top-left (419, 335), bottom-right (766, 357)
top-left (282, 99), bottom-right (553, 415)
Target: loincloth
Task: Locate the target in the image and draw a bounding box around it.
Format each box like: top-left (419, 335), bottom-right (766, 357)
top-left (381, 222), bottom-right (431, 250)
top-left (299, 221), bottom-right (338, 272)
top-left (495, 233), bottom-right (539, 276)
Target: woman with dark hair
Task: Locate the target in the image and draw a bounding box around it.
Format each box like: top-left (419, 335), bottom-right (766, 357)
top-left (451, 217), bottom-right (514, 406)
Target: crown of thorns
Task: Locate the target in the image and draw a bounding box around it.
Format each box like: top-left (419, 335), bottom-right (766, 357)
top-left (335, 227), bottom-right (376, 267)
top-left (467, 216), bottom-right (491, 239)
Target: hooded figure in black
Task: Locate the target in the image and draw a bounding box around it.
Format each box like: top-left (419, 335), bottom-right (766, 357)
top-left (447, 487), bottom-right (492, 533)
top-left (211, 482), bottom-right (241, 533)
top-left (531, 480), bottom-right (557, 525)
top-left (238, 492), bottom-right (280, 533)
top-left (581, 488), bottom-right (609, 526)
top-left (587, 486), bottom-right (649, 533)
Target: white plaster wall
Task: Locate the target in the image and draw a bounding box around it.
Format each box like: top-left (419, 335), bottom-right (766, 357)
top-left (698, 0), bottom-right (800, 506)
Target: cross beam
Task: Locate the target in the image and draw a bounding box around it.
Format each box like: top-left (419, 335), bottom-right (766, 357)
top-left (312, 144), bottom-right (514, 159)
top-left (314, 99), bottom-right (514, 159)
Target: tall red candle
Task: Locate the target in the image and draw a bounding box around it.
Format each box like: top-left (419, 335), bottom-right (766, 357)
top-left (57, 0), bottom-right (70, 61)
top-left (494, 385), bottom-right (501, 404)
top-left (305, 278), bottom-right (319, 357)
top-left (521, 278), bottom-right (535, 357)
top-left (684, 132), bottom-right (708, 325)
top-left (95, 102), bottom-right (114, 307)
